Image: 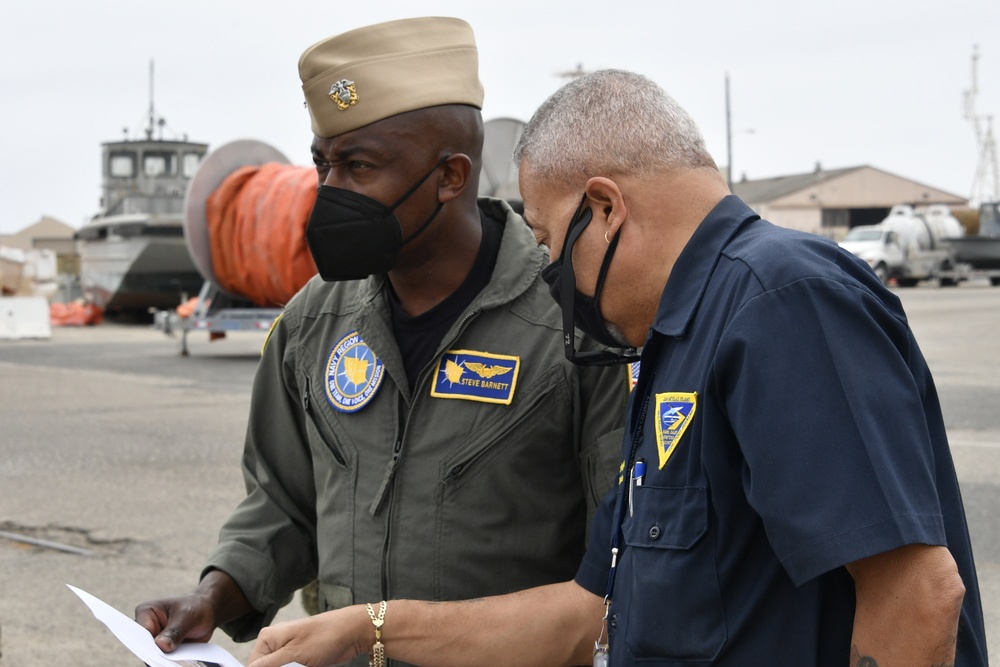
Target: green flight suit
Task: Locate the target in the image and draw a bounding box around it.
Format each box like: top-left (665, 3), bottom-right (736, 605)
top-left (204, 199), bottom-right (628, 664)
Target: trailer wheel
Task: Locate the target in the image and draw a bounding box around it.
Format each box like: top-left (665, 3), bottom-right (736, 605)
top-left (990, 277), bottom-right (1000, 287)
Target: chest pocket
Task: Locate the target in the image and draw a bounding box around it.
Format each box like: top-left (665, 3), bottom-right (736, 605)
top-left (618, 486), bottom-right (726, 661)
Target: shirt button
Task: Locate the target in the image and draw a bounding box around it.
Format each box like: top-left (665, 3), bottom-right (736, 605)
top-left (609, 614), bottom-right (618, 633)
top-left (648, 524), bottom-right (661, 540)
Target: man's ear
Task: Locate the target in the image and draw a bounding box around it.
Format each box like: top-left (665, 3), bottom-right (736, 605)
top-left (584, 176), bottom-right (627, 237)
top-left (437, 154), bottom-right (473, 203)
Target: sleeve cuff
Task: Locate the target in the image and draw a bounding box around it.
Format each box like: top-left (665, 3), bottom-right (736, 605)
top-left (574, 551), bottom-right (611, 597)
top-left (781, 512), bottom-right (947, 587)
top-left (201, 541), bottom-right (287, 642)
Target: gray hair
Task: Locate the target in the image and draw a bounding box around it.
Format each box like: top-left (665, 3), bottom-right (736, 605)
top-left (513, 69), bottom-right (716, 187)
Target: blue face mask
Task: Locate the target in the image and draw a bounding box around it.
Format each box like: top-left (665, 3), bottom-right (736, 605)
top-left (540, 195), bottom-right (639, 366)
top-left (305, 156), bottom-right (449, 281)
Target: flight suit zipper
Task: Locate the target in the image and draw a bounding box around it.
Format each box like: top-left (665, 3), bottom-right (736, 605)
top-left (375, 305), bottom-right (483, 602)
top-left (374, 396), bottom-right (406, 601)
top-left (302, 377), bottom-right (347, 467)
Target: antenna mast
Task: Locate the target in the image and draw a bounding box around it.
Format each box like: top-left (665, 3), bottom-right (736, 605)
top-left (966, 45), bottom-right (999, 205)
top-left (145, 60), bottom-right (154, 140)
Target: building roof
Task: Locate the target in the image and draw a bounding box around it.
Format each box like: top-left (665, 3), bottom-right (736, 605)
top-left (732, 165), bottom-right (860, 204)
top-left (731, 164), bottom-right (967, 208)
top-left (1, 216), bottom-right (76, 251)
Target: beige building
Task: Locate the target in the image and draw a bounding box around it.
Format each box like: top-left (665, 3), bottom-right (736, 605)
top-left (730, 164), bottom-right (967, 239)
top-left (0, 216), bottom-right (79, 275)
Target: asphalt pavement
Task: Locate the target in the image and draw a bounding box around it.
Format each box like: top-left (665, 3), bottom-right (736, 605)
top-left (0, 283), bottom-right (998, 665)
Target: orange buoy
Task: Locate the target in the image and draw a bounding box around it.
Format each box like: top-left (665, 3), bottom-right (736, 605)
top-left (204, 163), bottom-right (318, 306)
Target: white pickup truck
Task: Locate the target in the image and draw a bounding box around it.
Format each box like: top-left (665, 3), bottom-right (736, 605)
top-left (838, 205), bottom-right (965, 287)
top-left (838, 226), bottom-right (906, 285)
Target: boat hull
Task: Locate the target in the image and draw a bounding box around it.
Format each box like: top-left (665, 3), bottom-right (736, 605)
top-left (79, 230), bottom-right (203, 312)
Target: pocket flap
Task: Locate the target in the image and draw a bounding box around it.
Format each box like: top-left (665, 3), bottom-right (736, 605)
top-left (318, 582), bottom-right (353, 611)
top-left (623, 486), bottom-right (708, 550)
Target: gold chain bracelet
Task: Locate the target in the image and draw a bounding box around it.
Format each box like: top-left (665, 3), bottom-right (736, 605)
top-left (365, 600), bottom-right (387, 667)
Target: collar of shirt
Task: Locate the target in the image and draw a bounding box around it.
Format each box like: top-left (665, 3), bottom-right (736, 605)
top-left (650, 195), bottom-right (759, 338)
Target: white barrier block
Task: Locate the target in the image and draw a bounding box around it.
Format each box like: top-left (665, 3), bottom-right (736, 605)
top-left (0, 296), bottom-right (52, 340)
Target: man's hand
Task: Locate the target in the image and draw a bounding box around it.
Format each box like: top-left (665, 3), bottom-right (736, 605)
top-left (135, 569), bottom-right (252, 653)
top-left (249, 582), bottom-right (600, 667)
top-left (135, 593), bottom-right (217, 652)
top-left (247, 606), bottom-right (370, 667)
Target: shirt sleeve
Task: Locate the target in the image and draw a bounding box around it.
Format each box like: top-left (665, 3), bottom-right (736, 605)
top-left (201, 304), bottom-right (319, 640)
top-left (574, 358), bottom-right (629, 532)
top-left (575, 485), bottom-right (619, 596)
top-left (714, 277), bottom-right (947, 586)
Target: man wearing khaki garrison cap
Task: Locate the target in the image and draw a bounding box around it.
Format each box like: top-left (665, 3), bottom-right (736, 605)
top-left (135, 16), bottom-right (629, 667)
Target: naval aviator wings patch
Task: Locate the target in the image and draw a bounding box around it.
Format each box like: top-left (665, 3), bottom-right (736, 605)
top-left (653, 392), bottom-right (697, 469)
top-left (430, 349), bottom-right (520, 405)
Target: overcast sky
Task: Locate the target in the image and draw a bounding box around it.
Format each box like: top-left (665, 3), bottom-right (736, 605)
top-left (2, 0), bottom-right (998, 234)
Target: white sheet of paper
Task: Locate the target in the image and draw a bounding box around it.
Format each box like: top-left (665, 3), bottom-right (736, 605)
top-left (67, 584), bottom-right (305, 667)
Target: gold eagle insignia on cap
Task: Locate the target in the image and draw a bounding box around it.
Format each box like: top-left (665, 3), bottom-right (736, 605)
top-left (328, 79), bottom-right (358, 110)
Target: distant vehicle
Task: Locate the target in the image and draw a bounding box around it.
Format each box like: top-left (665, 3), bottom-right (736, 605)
top-left (839, 226), bottom-right (905, 285)
top-left (839, 204), bottom-right (966, 287)
top-left (943, 201), bottom-right (1000, 285)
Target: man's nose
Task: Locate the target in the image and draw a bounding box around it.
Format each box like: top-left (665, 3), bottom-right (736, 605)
top-left (319, 171), bottom-right (341, 188)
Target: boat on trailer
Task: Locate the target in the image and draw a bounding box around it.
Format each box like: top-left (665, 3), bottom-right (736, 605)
top-left (76, 69), bottom-right (208, 316)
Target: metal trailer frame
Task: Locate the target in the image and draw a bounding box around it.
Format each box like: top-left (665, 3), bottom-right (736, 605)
top-left (154, 280), bottom-right (282, 356)
top-left (930, 262), bottom-right (1000, 287)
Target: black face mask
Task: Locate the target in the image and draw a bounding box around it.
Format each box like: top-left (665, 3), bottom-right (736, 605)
top-left (305, 155), bottom-right (449, 281)
top-left (540, 195), bottom-right (640, 366)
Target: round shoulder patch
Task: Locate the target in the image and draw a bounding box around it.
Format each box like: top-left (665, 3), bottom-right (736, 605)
top-left (324, 331), bottom-right (385, 412)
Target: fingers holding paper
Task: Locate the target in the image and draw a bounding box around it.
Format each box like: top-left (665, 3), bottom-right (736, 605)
top-left (247, 608), bottom-right (368, 667)
top-left (135, 593), bottom-right (216, 652)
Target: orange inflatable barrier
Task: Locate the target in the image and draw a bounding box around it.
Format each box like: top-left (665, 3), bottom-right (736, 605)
top-left (50, 301), bottom-right (104, 326)
top-left (175, 296), bottom-right (206, 319)
top-left (205, 163), bottom-right (318, 307)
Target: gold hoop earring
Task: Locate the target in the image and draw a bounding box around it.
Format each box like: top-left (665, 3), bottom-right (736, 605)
top-left (604, 230), bottom-right (612, 245)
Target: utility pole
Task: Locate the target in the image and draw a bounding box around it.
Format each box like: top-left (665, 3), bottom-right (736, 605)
top-left (725, 72), bottom-right (733, 192)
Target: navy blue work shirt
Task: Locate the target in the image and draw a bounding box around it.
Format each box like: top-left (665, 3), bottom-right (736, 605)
top-left (576, 196), bottom-right (987, 665)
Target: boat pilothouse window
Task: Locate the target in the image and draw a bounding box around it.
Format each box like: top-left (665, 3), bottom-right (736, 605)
top-left (109, 152), bottom-right (137, 177)
top-left (182, 152), bottom-right (202, 178)
top-left (143, 151), bottom-right (176, 177)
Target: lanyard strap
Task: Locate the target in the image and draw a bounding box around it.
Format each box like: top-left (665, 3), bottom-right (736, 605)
top-left (604, 376), bottom-right (653, 602)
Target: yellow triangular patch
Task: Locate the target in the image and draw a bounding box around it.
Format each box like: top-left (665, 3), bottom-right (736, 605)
top-left (653, 392), bottom-right (697, 469)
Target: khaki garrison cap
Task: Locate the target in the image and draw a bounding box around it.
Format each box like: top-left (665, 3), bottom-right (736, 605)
top-left (299, 17), bottom-right (485, 138)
